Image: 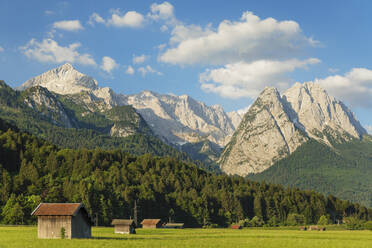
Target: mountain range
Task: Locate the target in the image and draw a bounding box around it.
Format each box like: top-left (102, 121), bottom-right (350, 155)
top-left (19, 63), bottom-right (243, 147)
top-left (3, 63), bottom-right (372, 207)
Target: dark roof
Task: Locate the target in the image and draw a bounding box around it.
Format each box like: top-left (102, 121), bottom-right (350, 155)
top-left (141, 219), bottom-right (161, 225)
top-left (31, 203), bottom-right (84, 216)
top-left (111, 219), bottom-right (135, 225)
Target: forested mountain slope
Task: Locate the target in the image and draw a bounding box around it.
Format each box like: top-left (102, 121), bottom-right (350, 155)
top-left (0, 117), bottom-right (370, 227)
top-left (248, 137), bottom-right (372, 207)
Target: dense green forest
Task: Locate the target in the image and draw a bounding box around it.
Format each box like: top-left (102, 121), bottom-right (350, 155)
top-left (0, 118), bottom-right (371, 227)
top-left (248, 138), bottom-right (372, 207)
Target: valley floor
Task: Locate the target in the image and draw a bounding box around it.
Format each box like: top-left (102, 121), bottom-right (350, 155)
top-left (0, 226), bottom-right (371, 248)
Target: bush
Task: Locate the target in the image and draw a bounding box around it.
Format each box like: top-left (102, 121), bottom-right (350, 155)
top-left (286, 213), bottom-right (305, 226)
top-left (344, 217), bottom-right (364, 230)
top-left (250, 216), bottom-right (264, 227)
top-left (60, 227), bottom-right (66, 239)
top-left (317, 215), bottom-right (329, 225)
top-left (364, 221), bottom-right (372, 231)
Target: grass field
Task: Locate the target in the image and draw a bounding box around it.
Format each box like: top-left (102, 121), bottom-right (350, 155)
top-left (0, 226), bottom-right (372, 248)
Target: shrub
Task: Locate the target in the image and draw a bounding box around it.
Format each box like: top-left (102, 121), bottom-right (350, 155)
top-left (286, 213), bottom-right (305, 226)
top-left (317, 215), bottom-right (329, 225)
top-left (344, 217), bottom-right (364, 230)
top-left (60, 227), bottom-right (66, 239)
top-left (364, 221), bottom-right (372, 231)
top-left (250, 216), bottom-right (264, 227)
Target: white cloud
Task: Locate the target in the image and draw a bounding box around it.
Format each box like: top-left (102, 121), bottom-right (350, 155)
top-left (365, 125), bottom-right (372, 135)
top-left (200, 58), bottom-right (320, 99)
top-left (53, 20), bottom-right (84, 31)
top-left (138, 65), bottom-right (162, 76)
top-left (312, 68), bottom-right (372, 107)
top-left (0, 46), bottom-right (4, 52)
top-left (20, 38), bottom-right (96, 66)
top-left (148, 1), bottom-right (177, 26)
top-left (88, 13), bottom-right (105, 26)
top-left (133, 54), bottom-right (149, 64)
top-left (160, 11), bottom-right (317, 65)
top-left (100, 56), bottom-right (119, 73)
top-left (108, 10), bottom-right (145, 28)
top-left (125, 65), bottom-right (135, 75)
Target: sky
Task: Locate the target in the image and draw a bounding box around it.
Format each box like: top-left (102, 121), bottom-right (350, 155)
top-left (1, 0), bottom-right (372, 132)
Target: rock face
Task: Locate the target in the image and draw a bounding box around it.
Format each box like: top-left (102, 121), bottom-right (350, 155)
top-left (219, 83), bottom-right (367, 176)
top-left (18, 63), bottom-right (98, 94)
top-left (23, 86), bottom-right (77, 128)
top-left (18, 63), bottom-right (240, 147)
top-left (219, 87), bottom-right (307, 175)
top-left (123, 91), bottom-right (237, 146)
top-left (282, 82), bottom-right (366, 143)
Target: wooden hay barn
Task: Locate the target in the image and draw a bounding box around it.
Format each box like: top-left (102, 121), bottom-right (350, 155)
top-left (31, 203), bottom-right (93, 239)
top-left (164, 223), bottom-right (184, 229)
top-left (141, 219), bottom-right (162, 229)
top-left (111, 219), bottom-right (136, 234)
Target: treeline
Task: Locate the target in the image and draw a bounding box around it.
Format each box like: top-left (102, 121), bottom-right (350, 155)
top-left (0, 118), bottom-right (371, 227)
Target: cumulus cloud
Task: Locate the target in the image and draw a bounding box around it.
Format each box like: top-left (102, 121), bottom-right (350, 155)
top-left (138, 65), bottom-right (162, 76)
top-left (88, 13), bottom-right (105, 26)
top-left (100, 56), bottom-right (119, 73)
top-left (312, 68), bottom-right (372, 107)
top-left (125, 65), bottom-right (135, 75)
top-left (0, 46), bottom-right (4, 52)
top-left (200, 58), bottom-right (320, 99)
top-left (53, 20), bottom-right (84, 31)
top-left (108, 10), bottom-right (145, 28)
top-left (148, 1), bottom-right (177, 26)
top-left (133, 54), bottom-right (149, 64)
top-left (160, 11), bottom-right (317, 65)
top-left (20, 38), bottom-right (96, 66)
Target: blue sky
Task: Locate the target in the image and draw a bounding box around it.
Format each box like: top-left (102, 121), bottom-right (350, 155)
top-left (1, 0), bottom-right (372, 131)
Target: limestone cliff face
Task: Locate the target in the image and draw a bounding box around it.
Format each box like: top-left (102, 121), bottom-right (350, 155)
top-left (282, 82), bottom-right (366, 143)
top-left (219, 83), bottom-right (367, 176)
top-left (219, 87), bottom-right (307, 175)
top-left (23, 86), bottom-right (77, 128)
top-left (123, 91), bottom-right (236, 146)
top-left (18, 63), bottom-right (240, 147)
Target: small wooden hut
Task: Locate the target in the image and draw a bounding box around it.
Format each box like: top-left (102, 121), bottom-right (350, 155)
top-left (31, 203), bottom-right (93, 239)
top-left (231, 224), bottom-right (242, 229)
top-left (141, 219), bottom-right (162, 229)
top-left (164, 223), bottom-right (184, 229)
top-left (111, 219), bottom-right (136, 234)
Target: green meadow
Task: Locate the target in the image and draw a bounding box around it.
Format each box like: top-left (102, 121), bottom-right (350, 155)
top-left (0, 226), bottom-right (372, 248)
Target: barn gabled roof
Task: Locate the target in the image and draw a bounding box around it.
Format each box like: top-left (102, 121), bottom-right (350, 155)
top-left (111, 219), bottom-right (135, 226)
top-left (31, 203), bottom-right (84, 216)
top-left (141, 219), bottom-right (161, 225)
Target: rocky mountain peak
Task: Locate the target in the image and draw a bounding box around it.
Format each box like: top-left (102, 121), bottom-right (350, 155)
top-left (18, 63), bottom-right (99, 95)
top-left (219, 82), bottom-right (366, 176)
top-left (283, 82), bottom-right (366, 141)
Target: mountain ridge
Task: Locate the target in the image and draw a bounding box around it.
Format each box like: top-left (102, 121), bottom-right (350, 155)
top-left (219, 82), bottom-right (366, 176)
top-left (18, 63), bottom-right (243, 147)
